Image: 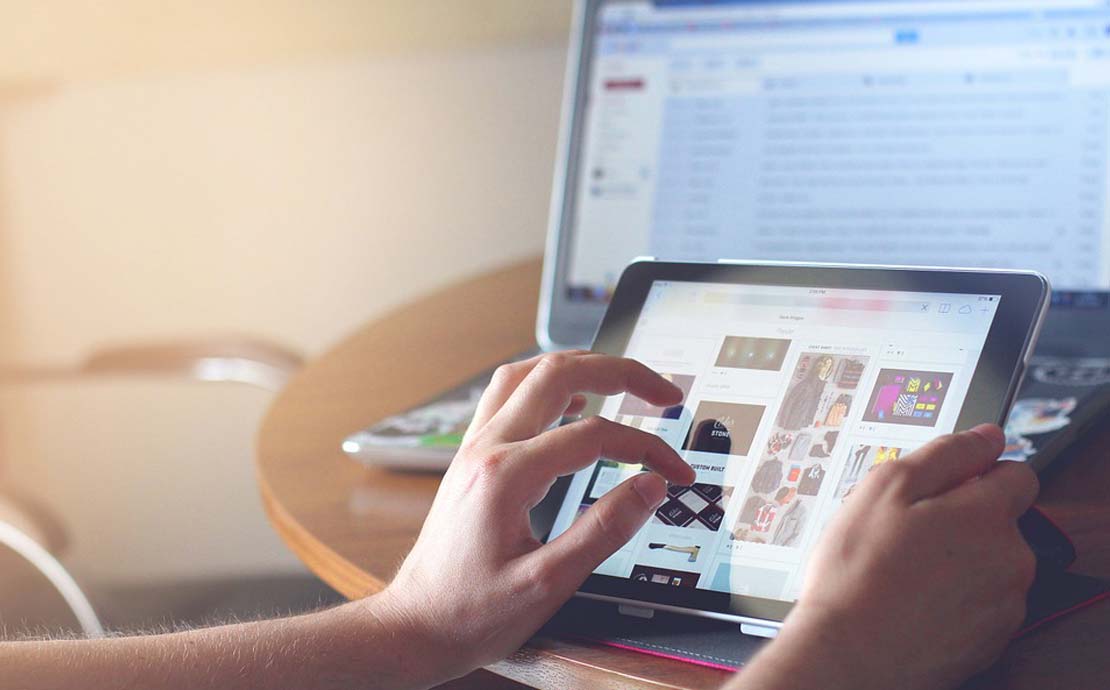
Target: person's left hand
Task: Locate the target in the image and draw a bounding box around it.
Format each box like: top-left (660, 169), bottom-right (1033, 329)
top-left (370, 351), bottom-right (695, 684)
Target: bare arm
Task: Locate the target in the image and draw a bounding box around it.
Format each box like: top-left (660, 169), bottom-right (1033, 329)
top-left (1, 353), bottom-right (1039, 690)
top-left (0, 593), bottom-right (450, 690)
top-left (2, 352), bottom-right (695, 690)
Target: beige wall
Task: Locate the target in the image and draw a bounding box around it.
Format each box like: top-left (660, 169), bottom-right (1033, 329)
top-left (0, 43), bottom-right (565, 363)
top-left (0, 6), bottom-right (570, 585)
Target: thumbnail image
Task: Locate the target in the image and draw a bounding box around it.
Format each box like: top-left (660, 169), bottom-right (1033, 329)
top-left (654, 482), bottom-right (733, 531)
top-left (835, 444), bottom-right (907, 500)
top-left (583, 460), bottom-right (637, 501)
top-left (646, 542), bottom-right (703, 564)
top-left (776, 353), bottom-right (869, 431)
top-left (630, 564), bottom-right (700, 588)
top-left (682, 401), bottom-right (765, 456)
top-left (732, 487), bottom-right (809, 548)
top-left (715, 336), bottom-right (791, 371)
top-left (709, 562), bottom-right (789, 599)
top-left (732, 352), bottom-right (869, 548)
top-left (863, 369), bottom-right (953, 427)
top-left (617, 373), bottom-right (696, 420)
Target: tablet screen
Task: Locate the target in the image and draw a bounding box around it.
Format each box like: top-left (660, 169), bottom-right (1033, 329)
top-left (548, 279), bottom-right (1001, 604)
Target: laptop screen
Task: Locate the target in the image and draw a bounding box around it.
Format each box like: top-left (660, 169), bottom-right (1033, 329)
top-left (559, 0), bottom-right (1110, 306)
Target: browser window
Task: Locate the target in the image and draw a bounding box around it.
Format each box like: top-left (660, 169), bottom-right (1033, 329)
top-left (549, 279), bottom-right (1001, 602)
top-left (565, 0), bottom-right (1110, 300)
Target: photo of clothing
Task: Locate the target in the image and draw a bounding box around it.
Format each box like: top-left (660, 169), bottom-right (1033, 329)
top-left (753, 503), bottom-right (777, 533)
top-left (864, 369), bottom-right (954, 427)
top-left (772, 501), bottom-right (807, 547)
top-left (732, 352), bottom-right (869, 549)
top-left (835, 443), bottom-right (910, 499)
top-left (788, 433), bottom-right (813, 463)
top-left (776, 354), bottom-right (834, 431)
top-left (836, 359), bottom-right (866, 389)
top-left (797, 464), bottom-right (826, 496)
top-left (777, 354), bottom-right (868, 431)
top-left (751, 459), bottom-right (784, 494)
top-left (874, 446), bottom-right (902, 465)
top-left (823, 394), bottom-right (852, 427)
top-left (844, 444), bottom-right (871, 485)
top-left (808, 430), bottom-right (839, 458)
top-left (738, 495), bottom-right (763, 524)
top-left (774, 486), bottom-right (797, 505)
top-left (766, 432), bottom-right (794, 455)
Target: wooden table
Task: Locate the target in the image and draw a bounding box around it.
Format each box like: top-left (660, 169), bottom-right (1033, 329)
top-left (256, 257), bottom-right (1110, 689)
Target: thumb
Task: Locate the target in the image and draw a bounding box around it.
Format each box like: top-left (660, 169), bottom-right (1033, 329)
top-left (538, 472), bottom-right (668, 596)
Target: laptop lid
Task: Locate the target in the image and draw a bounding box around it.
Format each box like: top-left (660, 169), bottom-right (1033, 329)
top-left (539, 0), bottom-right (1110, 350)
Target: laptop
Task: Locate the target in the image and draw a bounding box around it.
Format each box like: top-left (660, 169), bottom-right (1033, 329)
top-left (541, 0), bottom-right (1110, 349)
top-left (345, 0), bottom-right (1110, 469)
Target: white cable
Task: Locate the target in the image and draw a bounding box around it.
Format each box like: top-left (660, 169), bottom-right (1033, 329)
top-left (0, 520), bottom-right (104, 638)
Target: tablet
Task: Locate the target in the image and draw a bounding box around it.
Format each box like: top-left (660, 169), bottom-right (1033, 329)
top-left (538, 260), bottom-right (1050, 630)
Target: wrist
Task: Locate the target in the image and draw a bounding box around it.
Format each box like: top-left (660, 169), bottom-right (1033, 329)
top-left (735, 607), bottom-right (878, 690)
top-left (740, 605), bottom-right (944, 690)
top-left (327, 589), bottom-right (464, 690)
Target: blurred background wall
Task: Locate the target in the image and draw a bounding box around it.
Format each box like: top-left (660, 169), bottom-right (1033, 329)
top-left (0, 0), bottom-right (571, 623)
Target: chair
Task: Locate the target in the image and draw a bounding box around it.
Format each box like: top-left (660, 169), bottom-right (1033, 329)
top-left (0, 336), bottom-right (303, 637)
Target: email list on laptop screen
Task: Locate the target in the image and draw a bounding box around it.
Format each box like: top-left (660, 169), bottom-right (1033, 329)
top-left (561, 0), bottom-right (1110, 304)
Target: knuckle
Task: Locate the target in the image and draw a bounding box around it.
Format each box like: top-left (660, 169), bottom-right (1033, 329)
top-left (866, 458), bottom-right (901, 483)
top-left (924, 430), bottom-right (988, 465)
top-left (579, 414), bottom-right (612, 435)
top-left (514, 558), bottom-right (561, 601)
top-left (921, 433), bottom-right (965, 463)
top-left (465, 445), bottom-right (514, 483)
top-left (867, 460), bottom-right (913, 495)
top-left (490, 362), bottom-right (523, 388)
top-left (590, 501), bottom-right (632, 551)
top-left (542, 351), bottom-right (574, 368)
top-left (457, 434), bottom-right (482, 455)
top-left (533, 353), bottom-right (573, 383)
top-left (955, 428), bottom-right (993, 457)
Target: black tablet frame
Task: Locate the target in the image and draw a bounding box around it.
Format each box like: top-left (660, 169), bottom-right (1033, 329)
top-left (535, 259), bottom-right (1050, 623)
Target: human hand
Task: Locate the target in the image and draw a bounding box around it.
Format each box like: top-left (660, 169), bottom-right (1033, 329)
top-left (730, 425), bottom-right (1038, 690)
top-left (371, 351), bottom-right (695, 685)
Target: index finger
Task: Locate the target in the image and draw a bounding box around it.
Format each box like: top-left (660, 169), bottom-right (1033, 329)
top-left (489, 353), bottom-right (684, 442)
top-left (939, 459), bottom-right (1040, 520)
top-left (524, 416), bottom-right (695, 487)
top-left (891, 425), bottom-right (1004, 503)
top-left (466, 352), bottom-right (589, 438)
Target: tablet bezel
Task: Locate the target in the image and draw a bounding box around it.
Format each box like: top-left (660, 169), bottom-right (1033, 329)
top-left (535, 259), bottom-right (1050, 623)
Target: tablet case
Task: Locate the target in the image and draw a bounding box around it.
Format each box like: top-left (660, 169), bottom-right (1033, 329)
top-left (1014, 292), bottom-right (1110, 475)
top-left (541, 507), bottom-right (1110, 671)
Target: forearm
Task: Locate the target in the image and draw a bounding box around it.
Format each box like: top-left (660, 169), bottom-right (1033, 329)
top-left (0, 593), bottom-right (453, 690)
top-left (723, 609), bottom-right (914, 690)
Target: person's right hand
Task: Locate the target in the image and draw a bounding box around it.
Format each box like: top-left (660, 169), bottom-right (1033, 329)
top-left (370, 351), bottom-right (695, 688)
top-left (730, 424), bottom-right (1038, 690)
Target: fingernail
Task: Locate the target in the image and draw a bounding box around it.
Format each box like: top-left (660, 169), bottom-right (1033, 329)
top-left (633, 473), bottom-right (667, 509)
